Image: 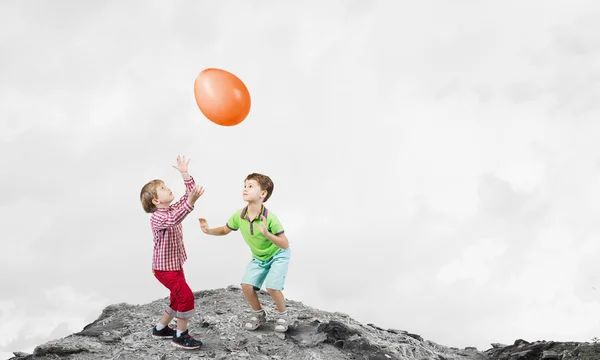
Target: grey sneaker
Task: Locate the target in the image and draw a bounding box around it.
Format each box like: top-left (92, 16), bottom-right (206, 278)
top-left (274, 311), bottom-right (292, 333)
top-left (244, 309), bottom-right (266, 330)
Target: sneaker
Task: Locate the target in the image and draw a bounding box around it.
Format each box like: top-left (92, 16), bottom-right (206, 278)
top-left (244, 309), bottom-right (266, 330)
top-left (274, 311), bottom-right (292, 333)
top-left (171, 329), bottom-right (202, 349)
top-left (152, 325), bottom-right (176, 338)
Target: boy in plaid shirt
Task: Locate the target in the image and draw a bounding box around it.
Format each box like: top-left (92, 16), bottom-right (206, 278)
top-left (140, 156), bottom-right (204, 350)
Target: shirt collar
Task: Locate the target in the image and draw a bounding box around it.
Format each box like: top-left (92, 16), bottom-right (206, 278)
top-left (240, 204), bottom-right (268, 221)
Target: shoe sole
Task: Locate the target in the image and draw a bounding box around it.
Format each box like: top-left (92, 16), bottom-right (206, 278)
top-left (244, 321), bottom-right (265, 330)
top-left (274, 326), bottom-right (288, 333)
top-left (152, 334), bottom-right (174, 339)
top-left (171, 341), bottom-right (202, 349)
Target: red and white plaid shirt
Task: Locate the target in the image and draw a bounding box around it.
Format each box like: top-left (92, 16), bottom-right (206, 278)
top-left (150, 176), bottom-right (196, 271)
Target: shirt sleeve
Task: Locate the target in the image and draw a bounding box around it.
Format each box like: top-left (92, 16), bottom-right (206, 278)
top-left (226, 210), bottom-right (241, 231)
top-left (184, 176), bottom-right (196, 192)
top-left (267, 212), bottom-right (284, 235)
top-left (151, 201), bottom-right (194, 231)
top-left (171, 176), bottom-right (196, 210)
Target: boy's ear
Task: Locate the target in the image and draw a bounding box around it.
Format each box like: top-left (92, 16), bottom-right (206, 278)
top-left (152, 198), bottom-right (160, 205)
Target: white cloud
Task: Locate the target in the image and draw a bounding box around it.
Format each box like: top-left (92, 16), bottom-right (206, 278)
top-left (0, 286), bottom-right (109, 354)
top-left (436, 237), bottom-right (508, 285)
top-left (2, 0), bottom-right (600, 353)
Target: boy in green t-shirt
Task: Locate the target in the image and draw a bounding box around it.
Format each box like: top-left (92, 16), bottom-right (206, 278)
top-left (198, 173), bottom-right (292, 332)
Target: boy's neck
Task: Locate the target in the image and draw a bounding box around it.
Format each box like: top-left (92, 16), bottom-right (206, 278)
top-left (246, 202), bottom-right (263, 218)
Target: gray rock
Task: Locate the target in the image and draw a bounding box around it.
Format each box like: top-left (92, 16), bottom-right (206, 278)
top-left (11, 353), bottom-right (31, 359)
top-left (5, 285), bottom-right (596, 360)
top-left (33, 341), bottom-right (89, 356)
top-left (484, 339), bottom-right (590, 360)
top-left (387, 329), bottom-right (408, 335)
top-left (75, 319), bottom-right (126, 337)
top-left (542, 350), bottom-right (559, 359)
top-left (406, 332), bottom-right (424, 342)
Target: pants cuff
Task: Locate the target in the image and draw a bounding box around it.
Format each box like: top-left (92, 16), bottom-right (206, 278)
top-left (175, 309), bottom-right (195, 319)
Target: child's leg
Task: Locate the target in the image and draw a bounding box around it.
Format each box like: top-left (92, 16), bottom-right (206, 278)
top-left (168, 270), bottom-right (202, 349)
top-left (240, 287), bottom-right (267, 331)
top-left (176, 318), bottom-right (188, 331)
top-left (240, 258), bottom-right (269, 310)
top-left (240, 258), bottom-right (269, 330)
top-left (241, 284), bottom-right (262, 311)
top-left (152, 270), bottom-right (179, 338)
top-left (264, 248), bottom-right (291, 332)
top-left (159, 313), bottom-right (174, 326)
top-left (174, 270), bottom-right (195, 333)
top-left (154, 270), bottom-right (195, 332)
top-left (264, 248), bottom-right (291, 300)
top-left (266, 288), bottom-right (286, 312)
top-left (153, 270), bottom-right (179, 326)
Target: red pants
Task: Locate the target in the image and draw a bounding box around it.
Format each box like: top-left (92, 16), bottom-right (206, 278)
top-left (153, 269), bottom-right (195, 319)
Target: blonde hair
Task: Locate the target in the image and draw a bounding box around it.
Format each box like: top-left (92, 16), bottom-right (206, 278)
top-left (140, 179), bottom-right (163, 213)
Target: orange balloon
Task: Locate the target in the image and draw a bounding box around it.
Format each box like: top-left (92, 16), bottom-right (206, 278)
top-left (193, 68), bottom-right (251, 126)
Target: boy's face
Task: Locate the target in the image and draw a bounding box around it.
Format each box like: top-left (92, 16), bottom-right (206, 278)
top-left (243, 179), bottom-right (266, 202)
top-left (153, 182), bottom-right (174, 206)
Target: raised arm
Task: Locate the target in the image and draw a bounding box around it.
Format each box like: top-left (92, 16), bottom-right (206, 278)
top-left (153, 186), bottom-right (204, 230)
top-left (171, 155), bottom-right (197, 209)
top-left (198, 218), bottom-right (233, 236)
top-left (171, 176), bottom-right (196, 209)
top-left (151, 202), bottom-right (194, 230)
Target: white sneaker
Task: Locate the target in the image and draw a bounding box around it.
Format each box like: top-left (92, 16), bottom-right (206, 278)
top-left (244, 309), bottom-right (266, 331)
top-left (274, 311), bottom-right (291, 333)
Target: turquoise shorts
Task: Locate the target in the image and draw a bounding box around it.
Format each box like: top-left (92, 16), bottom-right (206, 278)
top-left (241, 247), bottom-right (291, 291)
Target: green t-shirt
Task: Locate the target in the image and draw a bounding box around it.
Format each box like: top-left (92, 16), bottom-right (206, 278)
top-left (227, 205), bottom-right (285, 261)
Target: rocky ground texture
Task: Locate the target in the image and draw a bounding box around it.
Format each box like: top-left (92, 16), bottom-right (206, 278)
top-left (8, 286), bottom-right (599, 360)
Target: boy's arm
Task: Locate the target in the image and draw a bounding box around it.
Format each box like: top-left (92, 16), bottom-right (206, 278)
top-left (170, 156), bottom-right (197, 209)
top-left (199, 214), bottom-right (237, 236)
top-left (264, 232), bottom-right (289, 249)
top-left (151, 201), bottom-right (194, 230)
top-left (171, 174), bottom-right (196, 209)
top-left (260, 214), bottom-right (288, 249)
top-left (205, 225), bottom-right (233, 236)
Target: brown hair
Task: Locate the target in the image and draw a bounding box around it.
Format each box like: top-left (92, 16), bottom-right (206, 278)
top-left (245, 173), bottom-right (274, 202)
top-left (140, 179), bottom-right (163, 213)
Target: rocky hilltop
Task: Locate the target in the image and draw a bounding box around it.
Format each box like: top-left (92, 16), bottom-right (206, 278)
top-left (8, 286), bottom-right (599, 360)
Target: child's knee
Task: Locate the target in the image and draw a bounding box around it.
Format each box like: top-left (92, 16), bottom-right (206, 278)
top-left (175, 281), bottom-right (194, 308)
top-left (241, 283), bottom-right (256, 291)
top-left (265, 271), bottom-right (287, 291)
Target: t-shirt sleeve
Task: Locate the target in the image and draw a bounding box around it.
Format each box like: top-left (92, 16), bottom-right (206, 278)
top-left (226, 210), bottom-right (241, 231)
top-left (268, 213), bottom-right (284, 235)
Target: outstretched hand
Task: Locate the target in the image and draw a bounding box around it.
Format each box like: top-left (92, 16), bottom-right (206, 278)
top-left (198, 218), bottom-right (209, 234)
top-left (172, 155), bottom-right (191, 174)
top-left (259, 215), bottom-right (269, 235)
top-left (187, 185), bottom-right (204, 205)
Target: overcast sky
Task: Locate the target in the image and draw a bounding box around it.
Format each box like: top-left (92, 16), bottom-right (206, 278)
top-left (2, 0), bottom-right (600, 358)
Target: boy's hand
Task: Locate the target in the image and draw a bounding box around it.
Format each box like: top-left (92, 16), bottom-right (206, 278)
top-left (187, 185), bottom-right (204, 205)
top-left (198, 218), bottom-right (210, 234)
top-left (172, 155), bottom-right (191, 174)
top-left (259, 215), bottom-right (270, 235)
